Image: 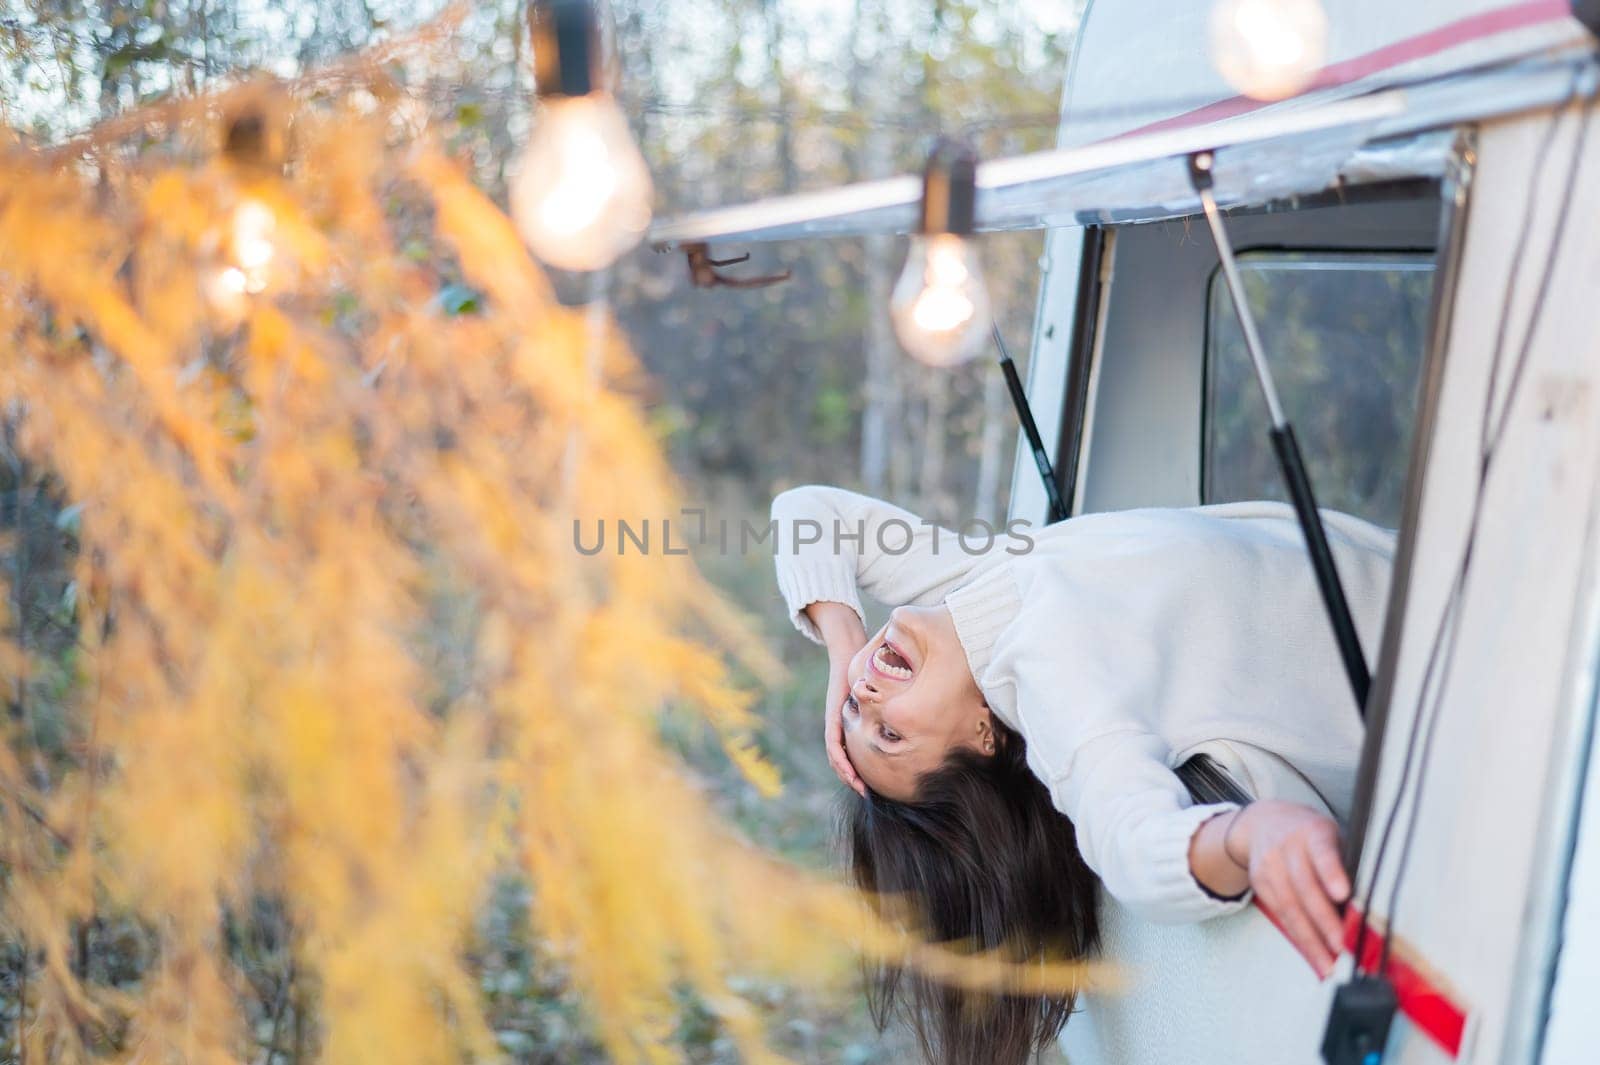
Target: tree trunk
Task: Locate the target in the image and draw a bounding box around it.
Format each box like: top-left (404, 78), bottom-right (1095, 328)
top-left (852, 4), bottom-right (899, 495)
top-left (762, 0), bottom-right (798, 194)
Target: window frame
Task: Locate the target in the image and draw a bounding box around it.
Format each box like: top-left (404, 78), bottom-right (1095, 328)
top-left (1037, 166), bottom-right (1471, 878)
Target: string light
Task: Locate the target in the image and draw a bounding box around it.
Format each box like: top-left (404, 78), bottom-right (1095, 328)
top-left (1208, 0), bottom-right (1328, 101)
top-left (204, 109), bottom-right (285, 321)
top-left (511, 0), bottom-right (653, 272)
top-left (889, 138), bottom-right (992, 367)
top-left (204, 197), bottom-right (278, 318)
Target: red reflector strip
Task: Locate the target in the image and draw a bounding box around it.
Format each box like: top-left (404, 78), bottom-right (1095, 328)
top-left (1253, 900), bottom-right (1468, 1058)
top-left (1341, 906), bottom-right (1466, 1058)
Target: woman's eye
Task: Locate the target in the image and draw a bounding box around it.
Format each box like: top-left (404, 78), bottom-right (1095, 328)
top-left (878, 724), bottom-right (901, 743)
top-left (844, 694), bottom-right (859, 714)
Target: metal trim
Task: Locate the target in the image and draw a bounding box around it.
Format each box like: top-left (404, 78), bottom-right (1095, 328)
top-left (1069, 231), bottom-right (1117, 516)
top-left (648, 51), bottom-right (1598, 248)
top-left (1053, 228), bottom-right (1107, 518)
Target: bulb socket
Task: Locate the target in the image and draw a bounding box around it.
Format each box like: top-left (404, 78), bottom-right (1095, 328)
top-left (917, 138), bottom-right (979, 237)
top-left (1187, 150), bottom-right (1217, 193)
top-left (1574, 0), bottom-right (1600, 37)
top-left (222, 102), bottom-right (288, 174)
top-left (532, 0), bottom-right (602, 99)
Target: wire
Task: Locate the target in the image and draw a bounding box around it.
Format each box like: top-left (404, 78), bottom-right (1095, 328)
top-left (1475, 92), bottom-right (1573, 462)
top-left (1348, 80), bottom-right (1592, 976)
top-left (1358, 86), bottom-right (1576, 972)
top-left (1379, 90), bottom-right (1592, 973)
top-left (1349, 74), bottom-right (1579, 973)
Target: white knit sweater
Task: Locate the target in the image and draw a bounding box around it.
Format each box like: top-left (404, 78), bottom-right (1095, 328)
top-left (770, 485), bottom-right (1395, 924)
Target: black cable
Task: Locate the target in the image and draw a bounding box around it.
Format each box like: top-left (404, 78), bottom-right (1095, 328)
top-left (1474, 93), bottom-right (1567, 463)
top-left (1481, 95), bottom-right (1593, 459)
top-left (1376, 91), bottom-right (1592, 974)
top-left (1349, 78), bottom-right (1581, 974)
top-left (1347, 80), bottom-right (1591, 977)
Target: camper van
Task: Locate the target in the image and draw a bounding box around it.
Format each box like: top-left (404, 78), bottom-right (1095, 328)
top-left (649, 2), bottom-right (1600, 1063)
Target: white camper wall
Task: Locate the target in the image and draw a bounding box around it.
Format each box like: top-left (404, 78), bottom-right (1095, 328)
top-left (1355, 98), bottom-right (1600, 1065)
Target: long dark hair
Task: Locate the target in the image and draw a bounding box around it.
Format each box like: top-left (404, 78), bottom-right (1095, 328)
top-left (845, 722), bottom-right (1249, 1064)
top-left (844, 719), bottom-right (1100, 1065)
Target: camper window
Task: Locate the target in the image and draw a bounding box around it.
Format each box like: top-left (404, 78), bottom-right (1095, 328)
top-left (1203, 252), bottom-right (1434, 529)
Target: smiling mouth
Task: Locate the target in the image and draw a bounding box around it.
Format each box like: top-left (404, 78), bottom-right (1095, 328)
top-left (872, 642), bottom-right (914, 680)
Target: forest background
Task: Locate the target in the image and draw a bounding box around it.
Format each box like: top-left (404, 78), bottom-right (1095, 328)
top-left (1, 1), bottom-right (1079, 1061)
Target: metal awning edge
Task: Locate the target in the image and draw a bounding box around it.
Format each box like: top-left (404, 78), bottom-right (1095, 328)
top-left (648, 49), bottom-right (1600, 249)
top-left (647, 174), bottom-right (923, 250)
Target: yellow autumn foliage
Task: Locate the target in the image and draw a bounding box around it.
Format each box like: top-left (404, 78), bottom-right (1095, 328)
top-left (0, 17), bottom-right (1096, 1065)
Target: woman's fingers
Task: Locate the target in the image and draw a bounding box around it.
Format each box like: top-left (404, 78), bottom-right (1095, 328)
top-left (824, 689), bottom-right (865, 795)
top-left (815, 625), bottom-right (867, 797)
top-left (829, 734), bottom-right (864, 795)
top-left (1240, 803), bottom-right (1353, 979)
top-left (1256, 856), bottom-right (1334, 978)
top-left (1287, 844), bottom-right (1345, 958)
top-left (1309, 828), bottom-right (1352, 904)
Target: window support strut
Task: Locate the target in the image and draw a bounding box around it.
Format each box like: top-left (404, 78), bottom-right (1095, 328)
top-left (991, 323), bottom-right (1068, 524)
top-left (1188, 151), bottom-right (1373, 717)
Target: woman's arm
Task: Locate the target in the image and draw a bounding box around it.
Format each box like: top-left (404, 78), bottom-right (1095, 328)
top-left (804, 600), bottom-right (869, 795)
top-left (771, 485), bottom-right (993, 645)
top-left (1050, 732), bottom-right (1351, 977)
top-left (1052, 731), bottom-right (1253, 923)
top-left (1190, 801), bottom-right (1350, 977)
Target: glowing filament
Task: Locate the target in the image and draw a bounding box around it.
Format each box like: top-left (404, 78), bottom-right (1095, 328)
top-left (890, 234), bottom-right (992, 367)
top-left (511, 94), bottom-right (654, 272)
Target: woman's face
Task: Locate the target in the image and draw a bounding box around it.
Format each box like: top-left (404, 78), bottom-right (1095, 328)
top-left (840, 604), bottom-right (995, 801)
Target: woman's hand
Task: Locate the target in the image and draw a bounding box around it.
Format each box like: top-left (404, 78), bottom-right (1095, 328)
top-left (804, 601), bottom-right (868, 796)
top-left (1233, 800), bottom-right (1352, 978)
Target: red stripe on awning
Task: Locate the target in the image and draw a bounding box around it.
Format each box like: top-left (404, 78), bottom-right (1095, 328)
top-left (1122, 0), bottom-right (1575, 139)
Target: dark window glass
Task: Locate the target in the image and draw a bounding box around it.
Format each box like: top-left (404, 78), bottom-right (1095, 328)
top-left (1204, 253), bottom-right (1434, 529)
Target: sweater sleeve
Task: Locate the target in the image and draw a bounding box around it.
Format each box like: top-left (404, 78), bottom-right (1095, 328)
top-left (950, 567), bottom-right (1246, 924)
top-left (1048, 729), bottom-right (1252, 924)
top-left (770, 485), bottom-right (990, 644)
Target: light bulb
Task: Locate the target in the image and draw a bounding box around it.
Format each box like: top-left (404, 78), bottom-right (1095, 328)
top-left (510, 93), bottom-right (654, 272)
top-left (230, 200), bottom-right (277, 294)
top-left (889, 233), bottom-right (993, 367)
top-left (204, 197), bottom-right (280, 321)
top-left (1209, 0), bottom-right (1328, 101)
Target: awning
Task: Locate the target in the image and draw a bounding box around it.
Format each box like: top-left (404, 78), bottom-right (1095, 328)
top-left (648, 50), bottom-right (1598, 249)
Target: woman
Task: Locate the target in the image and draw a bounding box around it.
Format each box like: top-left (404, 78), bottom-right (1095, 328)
top-left (770, 484), bottom-right (1394, 1065)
